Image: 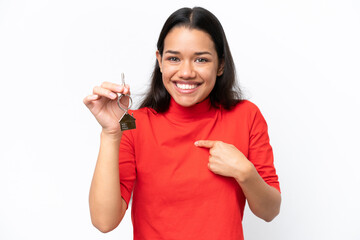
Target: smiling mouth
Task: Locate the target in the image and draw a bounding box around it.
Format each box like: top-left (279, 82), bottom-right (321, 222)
top-left (175, 82), bottom-right (201, 90)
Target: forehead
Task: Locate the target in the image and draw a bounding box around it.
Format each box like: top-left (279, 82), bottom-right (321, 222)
top-left (163, 26), bottom-right (216, 53)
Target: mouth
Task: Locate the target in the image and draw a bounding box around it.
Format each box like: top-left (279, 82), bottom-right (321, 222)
top-left (174, 81), bottom-right (201, 91)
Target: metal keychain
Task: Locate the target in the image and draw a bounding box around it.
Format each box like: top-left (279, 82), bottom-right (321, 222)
top-left (117, 73), bottom-right (136, 131)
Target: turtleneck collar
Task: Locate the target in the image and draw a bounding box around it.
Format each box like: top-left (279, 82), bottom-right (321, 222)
top-left (164, 97), bottom-right (217, 122)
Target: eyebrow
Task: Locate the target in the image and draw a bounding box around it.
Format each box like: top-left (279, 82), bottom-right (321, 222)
top-left (164, 50), bottom-right (212, 56)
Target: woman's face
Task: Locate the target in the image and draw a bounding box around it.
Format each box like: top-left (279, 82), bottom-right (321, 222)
top-left (156, 26), bottom-right (224, 107)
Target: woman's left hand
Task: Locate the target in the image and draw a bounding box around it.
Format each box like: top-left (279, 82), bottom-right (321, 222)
top-left (195, 140), bottom-right (255, 182)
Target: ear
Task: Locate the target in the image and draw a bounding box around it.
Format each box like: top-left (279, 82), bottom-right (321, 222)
top-left (156, 50), bottom-right (162, 73)
top-left (217, 59), bottom-right (224, 76)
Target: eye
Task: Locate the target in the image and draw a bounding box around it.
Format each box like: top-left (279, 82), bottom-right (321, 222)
top-left (195, 58), bottom-right (208, 63)
top-left (167, 57), bottom-right (180, 62)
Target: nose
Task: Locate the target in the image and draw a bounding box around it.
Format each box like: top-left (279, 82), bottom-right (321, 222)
top-left (178, 61), bottom-right (196, 79)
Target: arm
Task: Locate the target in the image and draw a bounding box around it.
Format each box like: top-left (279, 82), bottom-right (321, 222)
top-left (83, 82), bottom-right (131, 232)
top-left (195, 140), bottom-right (281, 222)
top-left (89, 131), bottom-right (127, 232)
top-left (234, 161), bottom-right (281, 222)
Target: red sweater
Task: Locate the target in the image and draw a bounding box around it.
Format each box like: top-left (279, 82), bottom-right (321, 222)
top-left (119, 98), bottom-right (280, 240)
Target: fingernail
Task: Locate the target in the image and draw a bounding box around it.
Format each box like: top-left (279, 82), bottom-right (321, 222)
top-left (194, 141), bottom-right (199, 146)
top-left (116, 85), bottom-right (123, 91)
top-left (109, 92), bottom-right (117, 99)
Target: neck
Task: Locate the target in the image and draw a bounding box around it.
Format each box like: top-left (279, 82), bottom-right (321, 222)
top-left (165, 97), bottom-right (217, 121)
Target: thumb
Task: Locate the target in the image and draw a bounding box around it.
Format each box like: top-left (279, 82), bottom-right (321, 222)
top-left (194, 140), bottom-right (217, 148)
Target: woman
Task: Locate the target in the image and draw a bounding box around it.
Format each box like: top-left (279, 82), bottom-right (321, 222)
top-left (84, 7), bottom-right (281, 240)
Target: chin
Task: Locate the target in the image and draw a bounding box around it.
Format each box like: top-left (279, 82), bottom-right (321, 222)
top-left (177, 101), bottom-right (195, 107)
top-left (173, 97), bottom-right (196, 107)
top-left (175, 96), bottom-right (205, 107)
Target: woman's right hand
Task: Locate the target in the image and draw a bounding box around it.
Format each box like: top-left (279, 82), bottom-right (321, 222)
top-left (83, 82), bottom-right (130, 136)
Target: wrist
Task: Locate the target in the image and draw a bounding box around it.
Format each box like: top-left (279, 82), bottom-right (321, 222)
top-left (100, 129), bottom-right (122, 142)
top-left (234, 161), bottom-right (257, 184)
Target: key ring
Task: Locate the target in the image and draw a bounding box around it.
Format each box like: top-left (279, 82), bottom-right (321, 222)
top-left (117, 73), bottom-right (133, 112)
top-left (117, 94), bottom-right (133, 112)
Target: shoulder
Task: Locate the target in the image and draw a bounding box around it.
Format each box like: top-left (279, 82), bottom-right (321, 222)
top-left (234, 99), bottom-right (259, 110)
top-left (128, 107), bottom-right (158, 120)
top-left (227, 99), bottom-right (261, 117)
top-left (121, 107), bottom-right (157, 139)
top-left (224, 100), bottom-right (267, 129)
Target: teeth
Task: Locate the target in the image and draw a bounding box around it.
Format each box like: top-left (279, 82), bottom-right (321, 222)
top-left (176, 83), bottom-right (198, 90)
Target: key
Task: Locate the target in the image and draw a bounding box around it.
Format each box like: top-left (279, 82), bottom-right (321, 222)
top-left (121, 72), bottom-right (125, 87)
top-left (117, 73), bottom-right (136, 131)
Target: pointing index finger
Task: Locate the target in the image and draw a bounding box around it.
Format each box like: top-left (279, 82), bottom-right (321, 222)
top-left (194, 140), bottom-right (217, 148)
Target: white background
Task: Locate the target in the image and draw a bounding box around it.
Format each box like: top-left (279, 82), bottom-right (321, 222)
top-left (1, 0), bottom-right (359, 239)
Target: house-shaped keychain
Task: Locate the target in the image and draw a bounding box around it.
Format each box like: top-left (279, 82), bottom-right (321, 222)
top-left (119, 112), bottom-right (136, 131)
